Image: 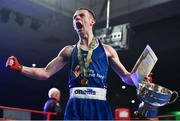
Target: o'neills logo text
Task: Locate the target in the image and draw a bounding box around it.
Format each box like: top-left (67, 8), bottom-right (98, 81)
top-left (74, 89), bottom-right (96, 95)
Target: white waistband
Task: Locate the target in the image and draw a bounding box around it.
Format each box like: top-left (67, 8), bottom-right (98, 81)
top-left (70, 87), bottom-right (107, 101)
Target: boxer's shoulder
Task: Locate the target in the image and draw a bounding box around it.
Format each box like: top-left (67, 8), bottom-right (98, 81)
top-left (61, 45), bottom-right (74, 53)
top-left (57, 45), bottom-right (74, 60)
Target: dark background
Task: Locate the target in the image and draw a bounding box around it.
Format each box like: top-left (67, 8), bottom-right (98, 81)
top-left (0, 0), bottom-right (180, 119)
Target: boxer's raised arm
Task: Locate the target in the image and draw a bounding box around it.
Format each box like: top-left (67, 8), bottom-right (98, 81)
top-left (6, 45), bottom-right (73, 80)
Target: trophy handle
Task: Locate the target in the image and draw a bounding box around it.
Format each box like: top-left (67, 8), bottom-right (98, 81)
top-left (168, 91), bottom-right (179, 104)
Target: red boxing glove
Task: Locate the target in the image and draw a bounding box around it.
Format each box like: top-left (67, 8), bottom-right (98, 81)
top-left (6, 56), bottom-right (22, 72)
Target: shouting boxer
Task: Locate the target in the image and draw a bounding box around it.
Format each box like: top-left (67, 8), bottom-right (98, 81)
top-left (6, 8), bottom-right (146, 120)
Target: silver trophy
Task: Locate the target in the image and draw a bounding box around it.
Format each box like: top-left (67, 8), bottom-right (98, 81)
top-left (136, 81), bottom-right (179, 118)
top-left (131, 45), bottom-right (179, 118)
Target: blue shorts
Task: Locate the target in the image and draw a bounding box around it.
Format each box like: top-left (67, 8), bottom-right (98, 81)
top-left (64, 98), bottom-right (113, 120)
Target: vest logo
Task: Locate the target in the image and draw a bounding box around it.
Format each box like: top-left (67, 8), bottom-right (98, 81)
top-left (73, 65), bottom-right (81, 78)
top-left (74, 89), bottom-right (96, 95)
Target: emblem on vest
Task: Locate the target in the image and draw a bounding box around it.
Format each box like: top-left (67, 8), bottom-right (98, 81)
top-left (74, 89), bottom-right (96, 95)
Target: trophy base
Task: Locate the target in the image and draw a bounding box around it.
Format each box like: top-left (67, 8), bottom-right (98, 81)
top-left (137, 102), bottom-right (158, 118)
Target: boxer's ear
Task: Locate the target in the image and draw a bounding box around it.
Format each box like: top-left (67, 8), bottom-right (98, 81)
top-left (90, 18), bottom-right (96, 26)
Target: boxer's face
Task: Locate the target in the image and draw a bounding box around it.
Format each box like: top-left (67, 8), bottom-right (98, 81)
top-left (73, 9), bottom-right (95, 34)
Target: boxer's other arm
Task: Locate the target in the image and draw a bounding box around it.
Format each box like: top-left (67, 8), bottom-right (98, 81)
top-left (104, 44), bottom-right (134, 86)
top-left (6, 45), bottom-right (72, 80)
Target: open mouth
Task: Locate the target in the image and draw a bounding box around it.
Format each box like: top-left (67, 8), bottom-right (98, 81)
top-left (76, 22), bottom-right (83, 29)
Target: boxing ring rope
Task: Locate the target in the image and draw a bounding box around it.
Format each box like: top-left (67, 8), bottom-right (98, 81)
top-left (131, 114), bottom-right (180, 120)
top-left (157, 114), bottom-right (180, 118)
top-left (0, 105), bottom-right (57, 121)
